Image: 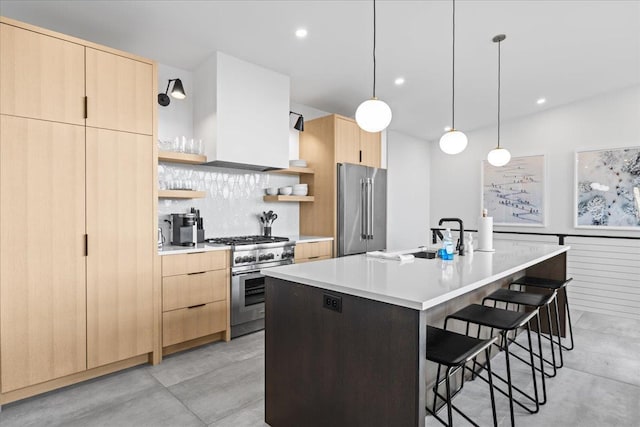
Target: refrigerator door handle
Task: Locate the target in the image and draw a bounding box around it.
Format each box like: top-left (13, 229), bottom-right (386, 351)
top-left (369, 178), bottom-right (374, 239)
top-left (361, 179), bottom-right (367, 240)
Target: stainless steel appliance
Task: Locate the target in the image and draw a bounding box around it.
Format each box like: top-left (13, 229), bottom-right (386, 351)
top-left (171, 208), bottom-right (205, 246)
top-left (337, 163), bottom-right (387, 256)
top-left (205, 235), bottom-right (295, 338)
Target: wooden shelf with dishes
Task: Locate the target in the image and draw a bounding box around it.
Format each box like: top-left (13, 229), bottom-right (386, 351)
top-left (158, 151), bottom-right (207, 165)
top-left (159, 190), bottom-right (206, 199)
top-left (270, 166), bottom-right (314, 176)
top-left (263, 195), bottom-right (314, 202)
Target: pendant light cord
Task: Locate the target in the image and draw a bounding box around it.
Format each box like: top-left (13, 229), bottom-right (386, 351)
top-left (373, 0), bottom-right (377, 98)
top-left (452, 0), bottom-right (456, 129)
top-left (497, 38), bottom-right (501, 149)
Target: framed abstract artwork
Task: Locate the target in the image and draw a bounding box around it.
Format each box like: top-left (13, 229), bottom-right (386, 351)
top-left (481, 155), bottom-right (546, 227)
top-left (575, 146), bottom-right (640, 229)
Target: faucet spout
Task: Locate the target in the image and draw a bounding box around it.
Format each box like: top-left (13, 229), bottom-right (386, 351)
top-left (438, 218), bottom-right (465, 256)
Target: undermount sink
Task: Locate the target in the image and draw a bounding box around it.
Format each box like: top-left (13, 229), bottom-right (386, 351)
top-left (408, 250), bottom-right (437, 259)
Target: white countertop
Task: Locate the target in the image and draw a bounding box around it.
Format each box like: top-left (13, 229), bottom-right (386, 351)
top-left (287, 235), bottom-right (334, 243)
top-left (158, 243), bottom-right (230, 255)
top-left (263, 241), bottom-right (570, 311)
top-left (158, 235), bottom-right (331, 255)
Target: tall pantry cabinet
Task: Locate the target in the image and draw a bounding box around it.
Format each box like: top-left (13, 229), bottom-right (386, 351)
top-left (0, 17), bottom-right (157, 401)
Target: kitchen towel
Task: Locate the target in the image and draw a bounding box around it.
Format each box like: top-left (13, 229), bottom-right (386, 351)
top-left (477, 217), bottom-right (495, 252)
top-left (366, 251), bottom-right (415, 262)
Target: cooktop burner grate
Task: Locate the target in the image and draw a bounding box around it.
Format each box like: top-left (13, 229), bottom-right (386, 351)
top-left (205, 235), bottom-right (290, 246)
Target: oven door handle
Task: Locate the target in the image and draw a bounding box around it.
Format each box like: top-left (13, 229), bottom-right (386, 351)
top-left (232, 270), bottom-right (264, 278)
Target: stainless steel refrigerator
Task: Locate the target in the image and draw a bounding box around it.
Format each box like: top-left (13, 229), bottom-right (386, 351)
top-left (337, 163), bottom-right (387, 256)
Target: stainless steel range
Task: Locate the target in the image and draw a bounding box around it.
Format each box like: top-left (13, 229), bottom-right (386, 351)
top-left (205, 235), bottom-right (295, 338)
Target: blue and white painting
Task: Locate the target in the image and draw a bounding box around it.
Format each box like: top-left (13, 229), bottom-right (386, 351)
top-left (482, 155), bottom-right (545, 226)
top-left (576, 147), bottom-right (640, 229)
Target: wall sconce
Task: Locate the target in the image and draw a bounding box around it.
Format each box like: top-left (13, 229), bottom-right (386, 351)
top-left (290, 111), bottom-right (304, 132)
top-left (158, 78), bottom-right (186, 106)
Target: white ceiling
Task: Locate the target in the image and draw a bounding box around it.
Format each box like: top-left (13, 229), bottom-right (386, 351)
top-left (2, 0), bottom-right (639, 141)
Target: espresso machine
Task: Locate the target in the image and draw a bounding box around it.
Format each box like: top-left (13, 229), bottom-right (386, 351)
top-left (171, 208), bottom-right (205, 246)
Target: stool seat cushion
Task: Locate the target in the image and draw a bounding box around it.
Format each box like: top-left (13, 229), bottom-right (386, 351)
top-left (485, 288), bottom-right (555, 307)
top-left (512, 276), bottom-right (572, 289)
top-left (426, 326), bottom-right (495, 367)
top-left (448, 304), bottom-right (537, 330)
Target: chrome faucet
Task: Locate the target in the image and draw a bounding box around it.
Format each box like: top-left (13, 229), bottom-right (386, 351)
top-left (438, 218), bottom-right (465, 256)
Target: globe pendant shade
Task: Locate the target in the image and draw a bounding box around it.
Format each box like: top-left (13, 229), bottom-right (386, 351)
top-left (439, 130), bottom-right (468, 155)
top-left (487, 147), bottom-right (511, 167)
top-left (355, 98), bottom-right (392, 132)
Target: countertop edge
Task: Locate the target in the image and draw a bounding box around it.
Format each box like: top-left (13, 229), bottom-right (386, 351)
top-left (289, 235), bottom-right (334, 243)
top-left (158, 244), bottom-right (231, 255)
top-left (264, 245), bottom-right (571, 311)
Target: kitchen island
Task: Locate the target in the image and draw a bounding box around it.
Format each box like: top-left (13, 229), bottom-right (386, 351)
top-left (262, 241), bottom-right (570, 427)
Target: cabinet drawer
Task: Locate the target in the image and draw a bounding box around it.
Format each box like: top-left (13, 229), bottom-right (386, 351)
top-left (162, 250), bottom-right (228, 276)
top-left (162, 301), bottom-right (226, 347)
top-left (295, 241), bottom-right (332, 262)
top-left (163, 269), bottom-right (227, 312)
top-left (295, 255), bottom-right (332, 264)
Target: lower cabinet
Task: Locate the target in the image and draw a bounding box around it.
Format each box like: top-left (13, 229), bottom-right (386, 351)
top-left (295, 240), bottom-right (333, 263)
top-left (161, 250), bottom-right (230, 353)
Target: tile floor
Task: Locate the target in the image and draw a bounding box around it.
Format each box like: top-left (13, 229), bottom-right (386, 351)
top-left (0, 309), bottom-right (639, 426)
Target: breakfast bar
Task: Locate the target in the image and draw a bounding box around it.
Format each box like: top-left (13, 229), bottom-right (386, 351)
top-left (262, 241), bottom-right (570, 427)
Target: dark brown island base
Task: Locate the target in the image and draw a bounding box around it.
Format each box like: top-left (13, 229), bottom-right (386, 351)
top-left (263, 241), bottom-right (569, 427)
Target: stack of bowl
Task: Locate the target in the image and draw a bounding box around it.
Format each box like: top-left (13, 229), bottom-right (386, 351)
top-left (292, 183), bottom-right (308, 196)
top-left (278, 186), bottom-right (293, 195)
top-left (289, 159), bottom-right (307, 168)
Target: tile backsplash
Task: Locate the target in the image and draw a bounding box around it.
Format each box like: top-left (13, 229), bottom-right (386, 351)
top-left (158, 163), bottom-right (299, 242)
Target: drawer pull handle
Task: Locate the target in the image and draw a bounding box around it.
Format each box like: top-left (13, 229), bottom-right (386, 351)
top-left (308, 256), bottom-right (321, 260)
top-left (188, 271), bottom-right (207, 275)
top-left (187, 252), bottom-right (206, 255)
top-left (187, 303), bottom-right (206, 309)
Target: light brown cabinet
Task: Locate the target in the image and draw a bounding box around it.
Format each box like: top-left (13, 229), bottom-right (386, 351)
top-left (333, 115), bottom-right (381, 168)
top-left (294, 241), bottom-right (333, 263)
top-left (86, 128), bottom-right (154, 369)
top-left (161, 251), bottom-right (231, 353)
top-left (0, 17), bottom-right (156, 401)
top-left (0, 23), bottom-right (85, 125)
top-left (86, 48), bottom-right (153, 135)
top-left (299, 114), bottom-right (383, 254)
top-left (0, 116), bottom-right (87, 393)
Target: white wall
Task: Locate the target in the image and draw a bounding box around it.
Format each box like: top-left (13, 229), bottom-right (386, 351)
top-left (158, 64), bottom-right (194, 142)
top-left (430, 85), bottom-right (640, 238)
top-left (386, 130), bottom-right (431, 250)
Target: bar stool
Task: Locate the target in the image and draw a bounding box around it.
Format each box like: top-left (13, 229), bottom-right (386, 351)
top-left (483, 288), bottom-right (560, 377)
top-left (445, 305), bottom-right (542, 427)
top-left (510, 277), bottom-right (575, 351)
top-left (426, 326), bottom-right (498, 427)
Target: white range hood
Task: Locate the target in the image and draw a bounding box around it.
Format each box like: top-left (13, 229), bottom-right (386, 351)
top-left (194, 52), bottom-right (290, 171)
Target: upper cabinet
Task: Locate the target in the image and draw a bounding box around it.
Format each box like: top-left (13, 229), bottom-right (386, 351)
top-left (0, 23), bottom-right (85, 125)
top-left (194, 52), bottom-right (290, 171)
top-left (333, 115), bottom-right (381, 168)
top-left (86, 48), bottom-right (153, 135)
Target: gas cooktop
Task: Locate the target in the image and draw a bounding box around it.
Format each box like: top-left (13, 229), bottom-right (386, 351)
top-left (205, 235), bottom-right (290, 246)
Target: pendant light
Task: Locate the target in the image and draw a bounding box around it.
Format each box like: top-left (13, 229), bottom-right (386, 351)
top-left (439, 0), bottom-right (468, 155)
top-left (355, 0), bottom-right (392, 133)
top-left (487, 34), bottom-right (511, 167)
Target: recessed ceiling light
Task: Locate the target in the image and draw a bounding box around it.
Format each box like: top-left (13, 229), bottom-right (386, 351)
top-left (444, 126), bottom-right (452, 132)
top-left (394, 77), bottom-right (405, 86)
top-left (295, 28), bottom-right (308, 38)
top-left (536, 98), bottom-right (546, 105)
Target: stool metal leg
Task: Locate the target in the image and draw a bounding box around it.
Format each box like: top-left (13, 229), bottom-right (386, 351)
top-left (503, 331), bottom-right (516, 427)
top-left (485, 347), bottom-right (498, 427)
top-left (562, 288), bottom-right (575, 351)
top-left (445, 367), bottom-right (454, 426)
